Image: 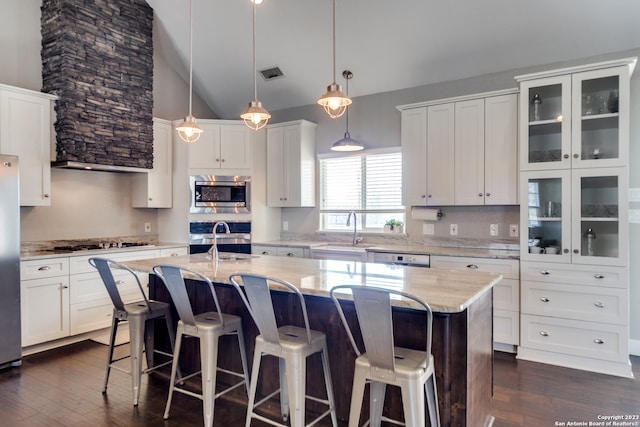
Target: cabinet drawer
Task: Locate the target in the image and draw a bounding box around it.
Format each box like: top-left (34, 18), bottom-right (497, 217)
top-left (21, 257), bottom-right (69, 280)
top-left (520, 261), bottom-right (626, 288)
top-left (521, 314), bottom-right (628, 363)
top-left (70, 301), bottom-right (114, 335)
top-left (276, 247), bottom-right (305, 258)
top-left (253, 245), bottom-right (276, 256)
top-left (494, 309), bottom-right (519, 346)
top-left (494, 278), bottom-right (519, 311)
top-left (159, 247), bottom-right (188, 258)
top-left (70, 270), bottom-right (148, 305)
top-left (521, 281), bottom-right (626, 325)
top-left (69, 249), bottom-right (159, 274)
top-left (431, 256), bottom-right (519, 279)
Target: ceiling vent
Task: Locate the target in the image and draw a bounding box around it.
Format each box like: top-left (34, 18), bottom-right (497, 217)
top-left (259, 66), bottom-right (284, 81)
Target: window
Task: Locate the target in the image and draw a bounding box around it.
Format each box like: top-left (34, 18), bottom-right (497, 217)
top-left (319, 150), bottom-right (404, 232)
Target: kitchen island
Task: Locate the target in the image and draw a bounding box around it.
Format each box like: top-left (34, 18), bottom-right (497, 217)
top-left (124, 253), bottom-right (502, 427)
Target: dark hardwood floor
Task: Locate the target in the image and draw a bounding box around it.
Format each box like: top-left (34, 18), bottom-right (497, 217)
top-left (0, 341), bottom-right (638, 426)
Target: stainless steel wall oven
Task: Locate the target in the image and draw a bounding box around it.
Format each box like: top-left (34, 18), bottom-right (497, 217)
top-left (189, 221), bottom-right (251, 254)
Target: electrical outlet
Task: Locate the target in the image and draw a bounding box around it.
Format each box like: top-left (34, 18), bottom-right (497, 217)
top-left (144, 222), bottom-right (151, 233)
top-left (490, 224), bottom-right (498, 236)
top-left (423, 223), bottom-right (435, 235)
top-left (450, 224), bottom-right (458, 235)
top-left (282, 221), bottom-right (289, 231)
top-left (510, 224), bottom-right (519, 237)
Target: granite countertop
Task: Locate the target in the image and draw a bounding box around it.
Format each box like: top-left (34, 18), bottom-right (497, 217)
top-left (20, 242), bottom-right (188, 261)
top-left (253, 240), bottom-right (520, 260)
top-left (123, 253), bottom-right (502, 314)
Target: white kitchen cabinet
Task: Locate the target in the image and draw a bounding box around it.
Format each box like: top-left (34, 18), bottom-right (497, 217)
top-left (398, 89), bottom-right (518, 207)
top-left (20, 258), bottom-right (70, 347)
top-left (430, 255), bottom-right (520, 349)
top-left (188, 120), bottom-right (251, 170)
top-left (0, 84), bottom-right (57, 206)
top-left (517, 59), bottom-right (633, 171)
top-left (252, 244), bottom-right (308, 258)
top-left (515, 58), bottom-right (634, 378)
top-left (159, 246), bottom-right (189, 258)
top-left (266, 120), bottom-right (316, 207)
top-left (132, 118), bottom-right (173, 208)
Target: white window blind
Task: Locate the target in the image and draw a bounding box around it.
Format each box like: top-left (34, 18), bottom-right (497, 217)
top-left (319, 151), bottom-right (403, 231)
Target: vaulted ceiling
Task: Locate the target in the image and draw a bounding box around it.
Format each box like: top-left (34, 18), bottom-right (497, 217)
top-left (147, 0), bottom-right (640, 119)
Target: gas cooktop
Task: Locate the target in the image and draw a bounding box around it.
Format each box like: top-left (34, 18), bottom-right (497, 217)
top-left (51, 242), bottom-right (151, 252)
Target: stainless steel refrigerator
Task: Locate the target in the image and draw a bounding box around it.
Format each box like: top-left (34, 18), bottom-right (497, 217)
top-left (0, 154), bottom-right (21, 368)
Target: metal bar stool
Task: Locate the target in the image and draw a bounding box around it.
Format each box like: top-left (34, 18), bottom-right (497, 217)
top-left (330, 285), bottom-right (441, 427)
top-left (89, 257), bottom-right (177, 406)
top-left (153, 265), bottom-right (249, 427)
top-left (229, 274), bottom-right (338, 427)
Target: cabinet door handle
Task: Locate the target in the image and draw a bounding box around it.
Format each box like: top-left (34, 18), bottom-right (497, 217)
top-left (466, 264), bottom-right (478, 269)
top-left (38, 265), bottom-right (52, 271)
top-left (540, 297), bottom-right (550, 302)
top-left (594, 274), bottom-right (605, 279)
top-left (286, 252), bottom-right (295, 257)
top-left (594, 301), bottom-right (605, 308)
top-left (261, 251), bottom-right (269, 255)
top-left (61, 285), bottom-right (69, 289)
top-left (563, 154), bottom-right (569, 159)
top-left (169, 252), bottom-right (179, 257)
top-left (115, 280), bottom-right (124, 285)
top-left (594, 338), bottom-right (605, 344)
top-left (540, 270), bottom-right (550, 275)
top-left (539, 331), bottom-right (549, 337)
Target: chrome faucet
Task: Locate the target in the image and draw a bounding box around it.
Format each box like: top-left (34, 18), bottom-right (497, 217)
top-left (208, 221), bottom-right (231, 261)
top-left (346, 211), bottom-right (361, 246)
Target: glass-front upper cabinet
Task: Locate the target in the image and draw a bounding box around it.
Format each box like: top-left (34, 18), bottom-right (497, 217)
top-left (520, 170), bottom-right (571, 263)
top-left (571, 167), bottom-right (628, 266)
top-left (571, 66), bottom-right (631, 168)
top-left (517, 60), bottom-right (634, 171)
top-left (518, 76), bottom-right (572, 171)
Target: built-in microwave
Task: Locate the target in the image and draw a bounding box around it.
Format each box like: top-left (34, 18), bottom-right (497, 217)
top-left (189, 175), bottom-right (251, 214)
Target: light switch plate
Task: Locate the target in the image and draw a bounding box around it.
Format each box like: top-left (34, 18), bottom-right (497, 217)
top-left (144, 222), bottom-right (151, 233)
top-left (423, 223), bottom-right (435, 235)
top-left (629, 188), bottom-right (640, 202)
top-left (490, 224), bottom-right (498, 236)
top-left (510, 224), bottom-right (519, 237)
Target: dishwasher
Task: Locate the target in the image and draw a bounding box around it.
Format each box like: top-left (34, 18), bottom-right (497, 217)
top-left (371, 251), bottom-right (430, 268)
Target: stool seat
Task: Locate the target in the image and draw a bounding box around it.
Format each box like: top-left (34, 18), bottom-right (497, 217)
top-left (229, 274), bottom-right (338, 427)
top-left (153, 265), bottom-right (249, 427)
top-left (89, 257), bottom-right (177, 407)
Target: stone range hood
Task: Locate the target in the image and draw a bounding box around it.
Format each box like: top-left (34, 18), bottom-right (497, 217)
top-left (42, 0), bottom-right (154, 173)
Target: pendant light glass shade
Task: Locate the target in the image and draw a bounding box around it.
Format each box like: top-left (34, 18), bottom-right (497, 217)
top-left (241, 0), bottom-right (270, 130)
top-left (318, 0), bottom-right (351, 119)
top-left (177, 0), bottom-right (202, 143)
top-left (176, 114), bottom-right (204, 143)
top-left (331, 70), bottom-right (362, 151)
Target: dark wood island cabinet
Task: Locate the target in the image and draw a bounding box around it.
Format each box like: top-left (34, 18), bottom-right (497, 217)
top-left (125, 254), bottom-right (500, 427)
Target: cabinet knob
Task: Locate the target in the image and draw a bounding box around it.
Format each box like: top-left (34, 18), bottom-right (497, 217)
top-left (594, 301), bottom-right (605, 308)
top-left (563, 154), bottom-right (569, 159)
top-left (61, 285), bottom-right (69, 289)
top-left (421, 194), bottom-right (426, 199)
top-left (594, 274), bottom-right (605, 279)
top-left (539, 331), bottom-right (549, 337)
top-left (466, 264), bottom-right (478, 269)
top-left (563, 249), bottom-right (569, 254)
top-left (44, 194), bottom-right (50, 198)
top-left (115, 280), bottom-right (124, 285)
top-left (540, 297), bottom-right (550, 302)
top-left (149, 198), bottom-right (152, 201)
top-left (221, 159), bottom-right (225, 163)
top-left (428, 194), bottom-right (432, 198)
top-left (169, 253), bottom-right (179, 257)
top-left (478, 193), bottom-right (483, 197)
top-left (261, 251), bottom-right (268, 255)
top-left (573, 249), bottom-right (579, 254)
top-left (573, 153), bottom-right (579, 158)
top-left (38, 265), bottom-right (52, 271)
top-left (216, 158), bottom-right (220, 162)
top-left (286, 252), bottom-right (294, 257)
top-left (540, 270), bottom-right (550, 275)
top-left (486, 192), bottom-right (490, 197)
top-left (594, 338), bottom-right (605, 344)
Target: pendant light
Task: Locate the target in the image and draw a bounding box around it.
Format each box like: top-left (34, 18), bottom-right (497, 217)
top-left (317, 0), bottom-right (351, 119)
top-left (176, 0), bottom-right (203, 143)
top-left (331, 70), bottom-right (363, 151)
top-left (241, 0), bottom-right (271, 130)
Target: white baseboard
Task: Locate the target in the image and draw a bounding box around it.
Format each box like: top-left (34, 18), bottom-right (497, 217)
top-left (630, 339), bottom-right (640, 356)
